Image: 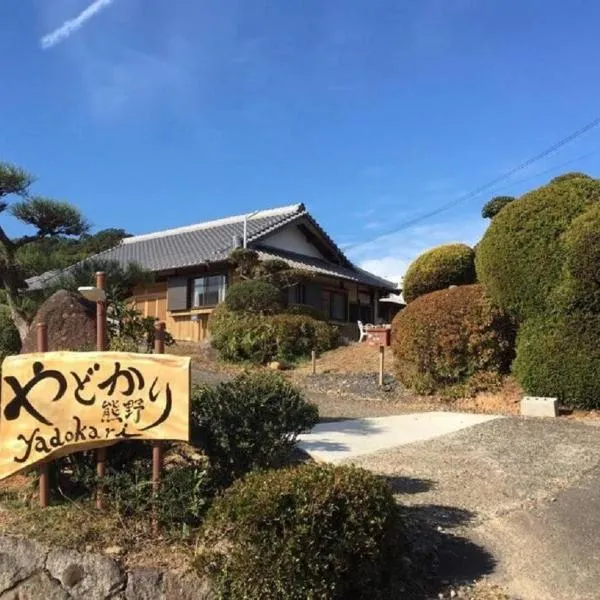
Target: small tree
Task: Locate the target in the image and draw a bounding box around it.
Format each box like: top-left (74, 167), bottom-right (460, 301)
top-left (0, 162), bottom-right (88, 340)
top-left (229, 248), bottom-right (313, 292)
top-left (481, 195), bottom-right (515, 219)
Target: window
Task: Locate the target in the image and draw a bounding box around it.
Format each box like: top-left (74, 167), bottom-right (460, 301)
top-left (191, 275), bottom-right (227, 307)
top-left (330, 292), bottom-right (347, 321)
top-left (290, 284), bottom-right (307, 305)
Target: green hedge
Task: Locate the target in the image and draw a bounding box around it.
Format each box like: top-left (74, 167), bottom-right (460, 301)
top-left (191, 372), bottom-right (318, 488)
top-left (392, 284), bottom-right (515, 394)
top-left (513, 312), bottom-right (600, 409)
top-left (402, 243), bottom-right (476, 303)
top-left (209, 306), bottom-right (337, 364)
top-left (224, 280), bottom-right (284, 314)
top-left (475, 175), bottom-right (600, 320)
top-left (196, 464), bottom-right (406, 600)
top-left (0, 305), bottom-right (21, 364)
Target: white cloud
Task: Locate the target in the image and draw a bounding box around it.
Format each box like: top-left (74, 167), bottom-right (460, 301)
top-left (41, 0), bottom-right (115, 49)
top-left (348, 217), bottom-right (487, 286)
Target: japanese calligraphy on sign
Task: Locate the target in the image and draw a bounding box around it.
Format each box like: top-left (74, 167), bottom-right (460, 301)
top-left (0, 351), bottom-right (190, 481)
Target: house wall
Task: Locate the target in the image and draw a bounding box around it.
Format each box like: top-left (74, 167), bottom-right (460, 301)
top-left (131, 270), bottom-right (386, 343)
top-left (260, 226), bottom-right (325, 259)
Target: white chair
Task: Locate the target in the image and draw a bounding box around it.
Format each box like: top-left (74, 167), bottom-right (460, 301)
top-left (357, 320), bottom-right (373, 342)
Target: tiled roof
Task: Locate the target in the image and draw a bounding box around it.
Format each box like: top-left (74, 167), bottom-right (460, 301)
top-left (26, 204), bottom-right (397, 291)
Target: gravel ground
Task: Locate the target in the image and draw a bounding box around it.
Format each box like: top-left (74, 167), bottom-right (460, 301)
top-left (349, 417), bottom-right (600, 599)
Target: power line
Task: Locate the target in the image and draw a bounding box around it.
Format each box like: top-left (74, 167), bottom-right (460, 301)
top-left (346, 117), bottom-right (600, 251)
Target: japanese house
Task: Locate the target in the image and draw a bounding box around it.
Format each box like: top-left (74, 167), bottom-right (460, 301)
top-left (28, 204), bottom-right (398, 342)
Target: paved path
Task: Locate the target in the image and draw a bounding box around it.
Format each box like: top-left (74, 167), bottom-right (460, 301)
top-left (297, 412), bottom-right (501, 462)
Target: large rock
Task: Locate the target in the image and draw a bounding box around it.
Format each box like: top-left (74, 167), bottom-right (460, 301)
top-left (0, 537), bottom-right (47, 592)
top-left (22, 290), bottom-right (96, 354)
top-left (0, 572), bottom-right (70, 600)
top-left (46, 548), bottom-right (124, 599)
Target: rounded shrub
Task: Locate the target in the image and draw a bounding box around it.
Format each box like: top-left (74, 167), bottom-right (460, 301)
top-left (391, 284), bottom-right (515, 394)
top-left (0, 305), bottom-right (21, 363)
top-left (475, 174), bottom-right (600, 320)
top-left (191, 371), bottom-right (318, 488)
top-left (513, 312), bottom-right (600, 409)
top-left (224, 279), bottom-right (283, 314)
top-left (402, 243), bottom-right (475, 303)
top-left (196, 463), bottom-right (406, 600)
top-left (209, 306), bottom-right (337, 364)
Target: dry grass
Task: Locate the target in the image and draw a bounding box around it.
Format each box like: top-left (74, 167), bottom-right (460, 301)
top-left (0, 476), bottom-right (193, 570)
top-left (294, 342), bottom-right (394, 375)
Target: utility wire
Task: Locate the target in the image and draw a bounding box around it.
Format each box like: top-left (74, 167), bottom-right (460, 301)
top-left (346, 117), bottom-right (600, 251)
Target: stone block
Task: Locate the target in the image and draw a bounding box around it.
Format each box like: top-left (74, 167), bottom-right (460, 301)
top-left (521, 396), bottom-right (558, 418)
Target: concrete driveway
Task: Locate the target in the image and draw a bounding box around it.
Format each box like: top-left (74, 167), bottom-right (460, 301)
top-left (347, 417), bottom-right (600, 600)
top-left (297, 412), bottom-right (501, 462)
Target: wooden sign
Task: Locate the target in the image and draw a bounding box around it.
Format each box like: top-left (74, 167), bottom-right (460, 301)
top-left (0, 351), bottom-right (191, 481)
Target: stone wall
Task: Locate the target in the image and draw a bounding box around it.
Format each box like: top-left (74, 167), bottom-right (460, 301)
top-left (0, 536), bottom-right (213, 599)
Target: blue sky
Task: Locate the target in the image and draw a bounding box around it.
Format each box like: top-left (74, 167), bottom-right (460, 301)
top-left (1, 0), bottom-right (600, 284)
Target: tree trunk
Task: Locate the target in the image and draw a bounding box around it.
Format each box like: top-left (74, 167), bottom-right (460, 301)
top-left (3, 280), bottom-right (30, 342)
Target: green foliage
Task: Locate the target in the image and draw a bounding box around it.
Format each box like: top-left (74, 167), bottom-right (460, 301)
top-left (550, 172), bottom-right (593, 184)
top-left (196, 463), bottom-right (406, 600)
top-left (392, 285), bottom-right (515, 394)
top-left (224, 280), bottom-right (284, 315)
top-left (55, 258), bottom-right (152, 302)
top-left (10, 197), bottom-right (88, 237)
top-left (563, 203), bottom-right (600, 285)
top-left (0, 162), bottom-right (33, 199)
top-left (481, 195), bottom-right (515, 219)
top-left (17, 230), bottom-right (130, 279)
top-left (191, 372), bottom-right (318, 488)
top-left (475, 175), bottom-right (600, 320)
top-left (108, 299), bottom-right (174, 353)
top-left (229, 248), bottom-right (260, 279)
top-left (513, 312), bottom-right (600, 409)
top-left (67, 455), bottom-right (211, 532)
top-left (209, 307), bottom-right (337, 364)
top-left (228, 249), bottom-right (312, 291)
top-left (402, 243), bottom-right (476, 303)
top-left (285, 303), bottom-right (325, 320)
top-left (0, 305), bottom-right (21, 362)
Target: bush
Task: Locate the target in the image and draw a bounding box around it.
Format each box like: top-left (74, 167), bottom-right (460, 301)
top-left (481, 195), bottom-right (515, 219)
top-left (391, 284), bottom-right (515, 394)
top-left (209, 307), bottom-right (337, 364)
top-left (224, 280), bottom-right (283, 315)
top-left (513, 312), bottom-right (600, 409)
top-left (402, 243), bottom-right (476, 303)
top-left (191, 372), bottom-right (318, 488)
top-left (285, 303), bottom-right (325, 320)
top-left (0, 305), bottom-right (21, 363)
top-left (196, 464), bottom-right (406, 600)
top-left (475, 175), bottom-right (600, 320)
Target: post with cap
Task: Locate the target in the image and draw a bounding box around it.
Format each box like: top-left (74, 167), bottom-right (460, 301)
top-left (152, 322), bottom-right (166, 492)
top-left (37, 323), bottom-right (49, 508)
top-left (95, 271), bottom-right (108, 509)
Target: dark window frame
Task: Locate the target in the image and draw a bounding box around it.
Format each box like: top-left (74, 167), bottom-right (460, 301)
top-left (189, 274), bottom-right (228, 308)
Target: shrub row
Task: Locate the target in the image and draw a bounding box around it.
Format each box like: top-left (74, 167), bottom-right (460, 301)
top-left (209, 306), bottom-right (338, 364)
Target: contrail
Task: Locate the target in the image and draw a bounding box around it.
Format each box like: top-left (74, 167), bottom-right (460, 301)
top-left (41, 0), bottom-right (115, 49)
